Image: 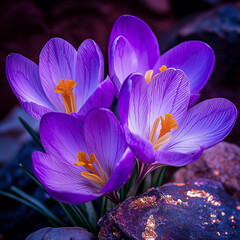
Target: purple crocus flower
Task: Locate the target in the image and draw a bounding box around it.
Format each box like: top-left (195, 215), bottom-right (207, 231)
top-left (109, 14), bottom-right (215, 102)
top-left (32, 109), bottom-right (134, 204)
top-left (6, 38), bottom-right (114, 120)
top-left (118, 68), bottom-right (237, 183)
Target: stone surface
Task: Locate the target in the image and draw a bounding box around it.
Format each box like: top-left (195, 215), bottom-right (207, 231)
top-left (26, 227), bottom-right (96, 240)
top-left (98, 178), bottom-right (240, 239)
top-left (159, 3), bottom-right (240, 146)
top-left (172, 142), bottom-right (240, 202)
top-left (0, 106), bottom-right (39, 165)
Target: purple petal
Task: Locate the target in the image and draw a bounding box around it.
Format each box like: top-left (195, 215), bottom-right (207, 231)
top-left (100, 147), bottom-right (134, 193)
top-left (21, 102), bottom-right (54, 121)
top-left (109, 15), bottom-right (160, 70)
top-left (39, 112), bottom-right (87, 164)
top-left (158, 41), bottom-right (215, 94)
top-left (75, 39), bottom-right (104, 109)
top-left (6, 54), bottom-right (54, 120)
top-left (32, 152), bottom-right (101, 204)
top-left (74, 76), bottom-right (114, 120)
top-left (109, 15), bottom-right (160, 94)
top-left (154, 147), bottom-right (203, 167)
top-left (39, 38), bottom-right (77, 111)
top-left (148, 68), bottom-right (190, 131)
top-left (109, 36), bottom-right (138, 96)
top-left (84, 109), bottom-right (128, 179)
top-left (124, 125), bottom-right (155, 163)
top-left (118, 74), bottom-right (150, 138)
top-left (164, 98), bottom-right (237, 153)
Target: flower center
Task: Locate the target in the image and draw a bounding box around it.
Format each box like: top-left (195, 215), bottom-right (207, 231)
top-left (54, 79), bottom-right (77, 114)
top-left (74, 152), bottom-right (107, 186)
top-left (149, 113), bottom-right (177, 150)
top-left (145, 65), bottom-right (167, 83)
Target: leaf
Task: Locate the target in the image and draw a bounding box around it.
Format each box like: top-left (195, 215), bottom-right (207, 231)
top-left (10, 185), bottom-right (65, 226)
top-left (19, 164), bottom-right (44, 190)
top-left (18, 116), bottom-right (44, 151)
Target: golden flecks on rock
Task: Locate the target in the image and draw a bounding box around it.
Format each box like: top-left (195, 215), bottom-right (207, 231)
top-left (162, 195), bottom-right (188, 207)
top-left (186, 190), bottom-right (221, 206)
top-left (194, 181), bottom-right (204, 187)
top-left (229, 215), bottom-right (236, 223)
top-left (142, 215), bottom-right (158, 240)
top-left (113, 231), bottom-right (121, 238)
top-left (172, 183), bottom-right (186, 187)
top-left (210, 213), bottom-right (216, 218)
top-left (130, 196), bottom-right (157, 209)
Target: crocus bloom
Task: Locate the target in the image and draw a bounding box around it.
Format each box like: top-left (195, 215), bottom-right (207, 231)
top-left (6, 38), bottom-right (114, 120)
top-left (118, 68), bottom-right (237, 183)
top-left (109, 14), bottom-right (215, 102)
top-left (32, 109), bottom-right (134, 204)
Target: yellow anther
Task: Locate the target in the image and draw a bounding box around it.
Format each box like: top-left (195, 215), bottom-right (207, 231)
top-left (145, 70), bottom-right (154, 83)
top-left (74, 152), bottom-right (107, 186)
top-left (160, 65), bottom-right (167, 72)
top-left (55, 79), bottom-right (77, 114)
top-left (145, 65), bottom-right (167, 83)
top-left (158, 114), bottom-right (178, 139)
top-left (149, 113), bottom-right (177, 150)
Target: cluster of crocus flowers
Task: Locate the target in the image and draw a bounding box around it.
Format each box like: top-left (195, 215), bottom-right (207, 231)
top-left (5, 14), bottom-right (237, 206)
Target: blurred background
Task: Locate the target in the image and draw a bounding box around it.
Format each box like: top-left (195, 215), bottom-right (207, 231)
top-left (0, 0), bottom-right (239, 239)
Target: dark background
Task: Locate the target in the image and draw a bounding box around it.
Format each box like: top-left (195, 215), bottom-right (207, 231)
top-left (0, 0), bottom-right (240, 239)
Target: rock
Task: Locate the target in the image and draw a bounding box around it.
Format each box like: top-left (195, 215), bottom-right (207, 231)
top-left (98, 178), bottom-right (240, 239)
top-left (0, 106), bottom-right (39, 166)
top-left (171, 142), bottom-right (240, 202)
top-left (159, 3), bottom-right (240, 146)
top-left (26, 227), bottom-right (96, 240)
top-left (171, 0), bottom-right (226, 17)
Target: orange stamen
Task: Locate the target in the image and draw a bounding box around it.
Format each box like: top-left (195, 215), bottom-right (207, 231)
top-left (54, 79), bottom-right (77, 114)
top-left (74, 152), bottom-right (107, 186)
top-left (145, 65), bottom-right (168, 83)
top-left (158, 114), bottom-right (178, 138)
top-left (160, 65), bottom-right (167, 72)
top-left (149, 113), bottom-right (177, 150)
top-left (145, 70), bottom-right (154, 83)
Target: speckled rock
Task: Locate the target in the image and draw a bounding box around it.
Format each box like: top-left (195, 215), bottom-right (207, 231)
top-left (26, 227), bottom-right (96, 240)
top-left (172, 142), bottom-right (240, 202)
top-left (98, 178), bottom-right (240, 239)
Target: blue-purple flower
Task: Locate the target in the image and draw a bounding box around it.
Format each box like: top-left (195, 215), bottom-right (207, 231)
top-left (32, 109), bottom-right (134, 204)
top-left (109, 14), bottom-right (215, 102)
top-left (6, 38), bottom-right (114, 120)
top-left (118, 68), bottom-right (237, 182)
